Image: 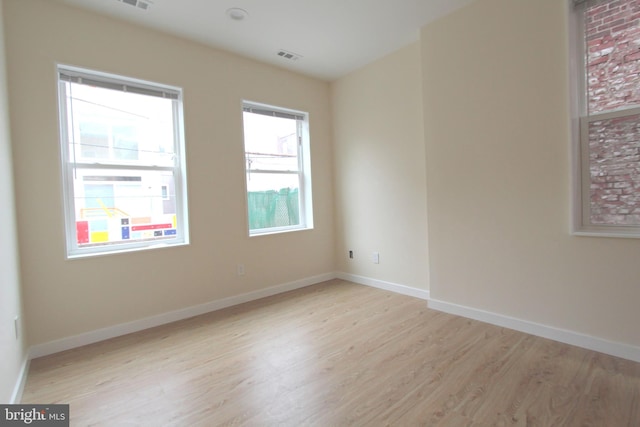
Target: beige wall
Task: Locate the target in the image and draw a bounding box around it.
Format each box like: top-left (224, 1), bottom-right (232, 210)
top-left (0, 0), bottom-right (26, 403)
top-left (422, 0), bottom-right (640, 347)
top-left (3, 0), bottom-right (334, 346)
top-left (332, 43), bottom-right (428, 290)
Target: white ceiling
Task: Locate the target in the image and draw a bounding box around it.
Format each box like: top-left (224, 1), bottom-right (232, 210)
top-left (57, 0), bottom-right (473, 81)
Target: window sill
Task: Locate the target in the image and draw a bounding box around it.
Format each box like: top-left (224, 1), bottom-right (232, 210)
top-left (572, 229), bottom-right (640, 239)
top-left (249, 225), bottom-right (313, 238)
top-left (66, 241), bottom-right (189, 260)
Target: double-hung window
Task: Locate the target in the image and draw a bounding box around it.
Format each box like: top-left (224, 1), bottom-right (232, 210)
top-left (241, 101), bottom-right (313, 235)
top-left (57, 65), bottom-right (189, 257)
top-left (572, 0), bottom-right (640, 237)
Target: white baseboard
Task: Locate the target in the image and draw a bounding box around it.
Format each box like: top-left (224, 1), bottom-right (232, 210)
top-left (10, 356), bottom-right (30, 403)
top-left (29, 272), bottom-right (335, 359)
top-left (336, 272), bottom-right (430, 300)
top-left (428, 298), bottom-right (640, 363)
top-left (29, 271), bottom-right (638, 364)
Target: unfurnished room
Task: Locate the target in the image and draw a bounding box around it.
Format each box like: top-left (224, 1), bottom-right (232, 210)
top-left (1, 0), bottom-right (639, 425)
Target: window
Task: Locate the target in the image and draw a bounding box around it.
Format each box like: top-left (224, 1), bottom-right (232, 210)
top-left (57, 65), bottom-right (189, 257)
top-left (572, 0), bottom-right (640, 237)
top-left (241, 101), bottom-right (313, 235)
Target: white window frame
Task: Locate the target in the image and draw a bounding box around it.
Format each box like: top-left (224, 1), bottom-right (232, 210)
top-left (241, 101), bottom-right (313, 236)
top-left (570, 0), bottom-right (640, 238)
top-left (57, 65), bottom-right (190, 257)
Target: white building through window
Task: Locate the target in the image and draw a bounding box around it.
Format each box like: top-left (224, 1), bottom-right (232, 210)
top-left (57, 65), bottom-right (189, 257)
top-left (572, 0), bottom-right (640, 237)
top-left (242, 101), bottom-right (313, 235)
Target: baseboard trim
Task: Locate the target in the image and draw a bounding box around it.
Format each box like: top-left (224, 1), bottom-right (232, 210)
top-left (29, 272), bottom-right (335, 359)
top-left (29, 271), bottom-right (638, 363)
top-left (336, 272), bottom-right (430, 300)
top-left (10, 356), bottom-right (30, 403)
top-left (428, 298), bottom-right (640, 363)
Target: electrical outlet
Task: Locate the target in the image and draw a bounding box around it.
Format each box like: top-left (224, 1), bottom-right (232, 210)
top-left (373, 252), bottom-right (380, 264)
top-left (237, 264), bottom-right (245, 276)
top-left (349, 250), bottom-right (353, 259)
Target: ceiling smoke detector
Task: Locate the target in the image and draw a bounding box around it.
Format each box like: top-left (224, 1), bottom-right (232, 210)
top-left (118, 0), bottom-right (152, 11)
top-left (277, 50), bottom-right (302, 61)
top-left (226, 8), bottom-right (249, 21)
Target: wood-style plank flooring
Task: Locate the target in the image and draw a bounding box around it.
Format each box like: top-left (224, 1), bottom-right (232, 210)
top-left (22, 279), bottom-right (640, 426)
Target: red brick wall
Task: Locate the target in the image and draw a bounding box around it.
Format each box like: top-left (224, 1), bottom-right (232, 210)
top-left (587, 0), bottom-right (640, 113)
top-left (589, 114), bottom-right (640, 225)
top-left (586, 0), bottom-right (640, 225)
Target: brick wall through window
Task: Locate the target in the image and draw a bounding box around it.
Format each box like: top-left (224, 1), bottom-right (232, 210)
top-left (587, 0), bottom-right (640, 113)
top-left (585, 0), bottom-right (640, 226)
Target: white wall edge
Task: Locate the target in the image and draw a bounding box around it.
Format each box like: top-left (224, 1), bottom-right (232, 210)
top-left (428, 298), bottom-right (640, 363)
top-left (10, 356), bottom-right (30, 403)
top-left (336, 272), bottom-right (430, 300)
top-left (29, 272), bottom-right (336, 359)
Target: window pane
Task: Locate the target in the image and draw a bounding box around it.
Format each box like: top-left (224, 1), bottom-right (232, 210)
top-left (79, 122), bottom-right (109, 159)
top-left (588, 113), bottom-right (640, 225)
top-left (66, 82), bottom-right (175, 166)
top-left (58, 66), bottom-right (188, 256)
top-left (113, 125), bottom-right (139, 161)
top-left (246, 173), bottom-right (300, 230)
top-left (73, 168), bottom-right (178, 247)
top-left (241, 101), bottom-right (311, 235)
top-left (243, 112), bottom-right (299, 172)
top-left (586, 0), bottom-right (640, 114)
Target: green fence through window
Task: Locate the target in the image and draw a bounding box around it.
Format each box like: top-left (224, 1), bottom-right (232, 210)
top-left (247, 188), bottom-right (299, 230)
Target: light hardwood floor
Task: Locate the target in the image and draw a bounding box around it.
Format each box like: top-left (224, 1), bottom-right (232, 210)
top-left (22, 279), bottom-right (640, 426)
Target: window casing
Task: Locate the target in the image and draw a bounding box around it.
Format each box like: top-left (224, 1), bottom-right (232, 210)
top-left (57, 65), bottom-right (189, 257)
top-left (241, 101), bottom-right (313, 235)
top-left (572, 0), bottom-right (640, 237)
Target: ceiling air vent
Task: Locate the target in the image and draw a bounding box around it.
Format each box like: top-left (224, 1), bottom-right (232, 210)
top-left (277, 50), bottom-right (302, 61)
top-left (118, 0), bottom-right (152, 11)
